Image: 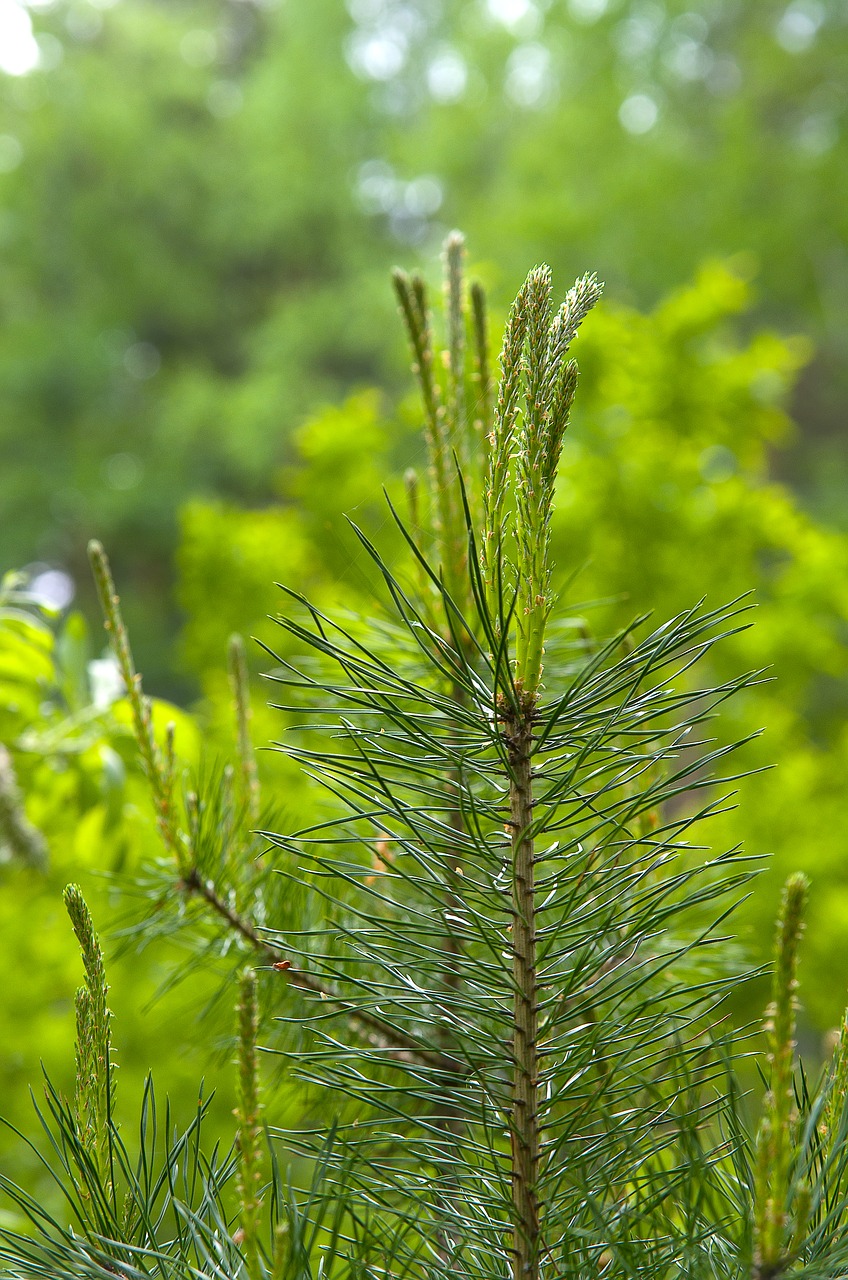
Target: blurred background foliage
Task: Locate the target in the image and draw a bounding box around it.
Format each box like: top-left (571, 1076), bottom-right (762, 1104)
top-left (2, 0), bottom-right (848, 1197)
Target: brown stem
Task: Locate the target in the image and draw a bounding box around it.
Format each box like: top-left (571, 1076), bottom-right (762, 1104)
top-left (181, 868), bottom-right (459, 1075)
top-left (505, 700), bottom-right (540, 1280)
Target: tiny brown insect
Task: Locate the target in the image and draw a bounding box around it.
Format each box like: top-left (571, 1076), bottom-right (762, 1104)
top-left (273, 959), bottom-right (292, 972)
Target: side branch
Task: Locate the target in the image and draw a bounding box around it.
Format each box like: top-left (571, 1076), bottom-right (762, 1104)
top-left (181, 868), bottom-right (460, 1075)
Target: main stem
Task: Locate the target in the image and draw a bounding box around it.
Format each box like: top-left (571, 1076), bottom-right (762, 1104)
top-left (506, 699), bottom-right (540, 1280)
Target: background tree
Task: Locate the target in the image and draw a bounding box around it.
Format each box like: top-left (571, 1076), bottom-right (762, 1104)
top-left (1, 0), bottom-right (847, 690)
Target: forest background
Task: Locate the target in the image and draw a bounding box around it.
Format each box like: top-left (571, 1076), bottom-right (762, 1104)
top-left (2, 0), bottom-right (848, 1199)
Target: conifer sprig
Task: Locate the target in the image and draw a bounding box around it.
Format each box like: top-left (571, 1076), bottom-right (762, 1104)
top-left (753, 871), bottom-right (808, 1278)
top-left (481, 273), bottom-right (531, 624)
top-left (394, 238), bottom-right (495, 618)
top-left (479, 266), bottom-right (602, 677)
top-left (392, 266), bottom-right (460, 592)
top-left (513, 270), bottom-right (603, 694)
top-left (63, 884), bottom-right (114, 1189)
top-left (88, 539), bottom-right (185, 870)
top-left (264, 528), bottom-right (760, 1277)
top-left (90, 546), bottom-right (450, 1075)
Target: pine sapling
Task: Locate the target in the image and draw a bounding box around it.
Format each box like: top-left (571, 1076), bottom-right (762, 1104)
top-left (12, 235), bottom-right (848, 1280)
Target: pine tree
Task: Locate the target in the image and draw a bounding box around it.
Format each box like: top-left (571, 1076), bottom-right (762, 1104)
top-left (4, 235), bottom-right (848, 1279)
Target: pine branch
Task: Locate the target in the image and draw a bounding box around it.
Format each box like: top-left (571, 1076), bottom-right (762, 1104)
top-left (182, 865), bottom-right (459, 1074)
top-left (392, 266), bottom-right (462, 599)
top-left (28, 242), bottom-right (795, 1280)
top-left (88, 540), bottom-right (185, 872)
top-left (89, 539), bottom-right (463, 1082)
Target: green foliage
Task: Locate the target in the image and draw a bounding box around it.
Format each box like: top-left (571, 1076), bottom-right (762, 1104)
top-left (550, 267), bottom-right (848, 1028)
top-left (0, 569), bottom-right (198, 868)
top-left (1, 889), bottom-right (301, 1280)
top-left (0, 568), bottom-right (219, 1207)
top-left (2, 0), bottom-right (847, 1261)
top-left (7, 240), bottom-right (848, 1280)
top-left (1, 0), bottom-right (847, 689)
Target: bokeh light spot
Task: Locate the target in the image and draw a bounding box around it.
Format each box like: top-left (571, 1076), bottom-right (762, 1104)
top-left (427, 47), bottom-right (468, 102)
top-left (103, 452), bottom-right (144, 491)
top-left (618, 92), bottom-right (659, 134)
top-left (180, 29), bottom-right (217, 68)
top-left (346, 30), bottom-right (407, 80)
top-left (567, 0), bottom-right (608, 24)
top-left (775, 0), bottom-right (825, 54)
top-left (356, 159), bottom-right (399, 213)
top-left (123, 341), bottom-right (161, 381)
top-left (505, 43), bottom-right (553, 109)
top-left (30, 568), bottom-right (75, 610)
top-left (0, 1), bottom-right (40, 76)
top-left (404, 175), bottom-right (443, 217)
top-left (206, 80), bottom-right (243, 118)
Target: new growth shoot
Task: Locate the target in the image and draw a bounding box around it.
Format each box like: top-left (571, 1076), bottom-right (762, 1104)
top-left (64, 884), bottom-right (114, 1190)
top-left (753, 873), bottom-right (809, 1279)
top-left (484, 266), bottom-right (603, 696)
